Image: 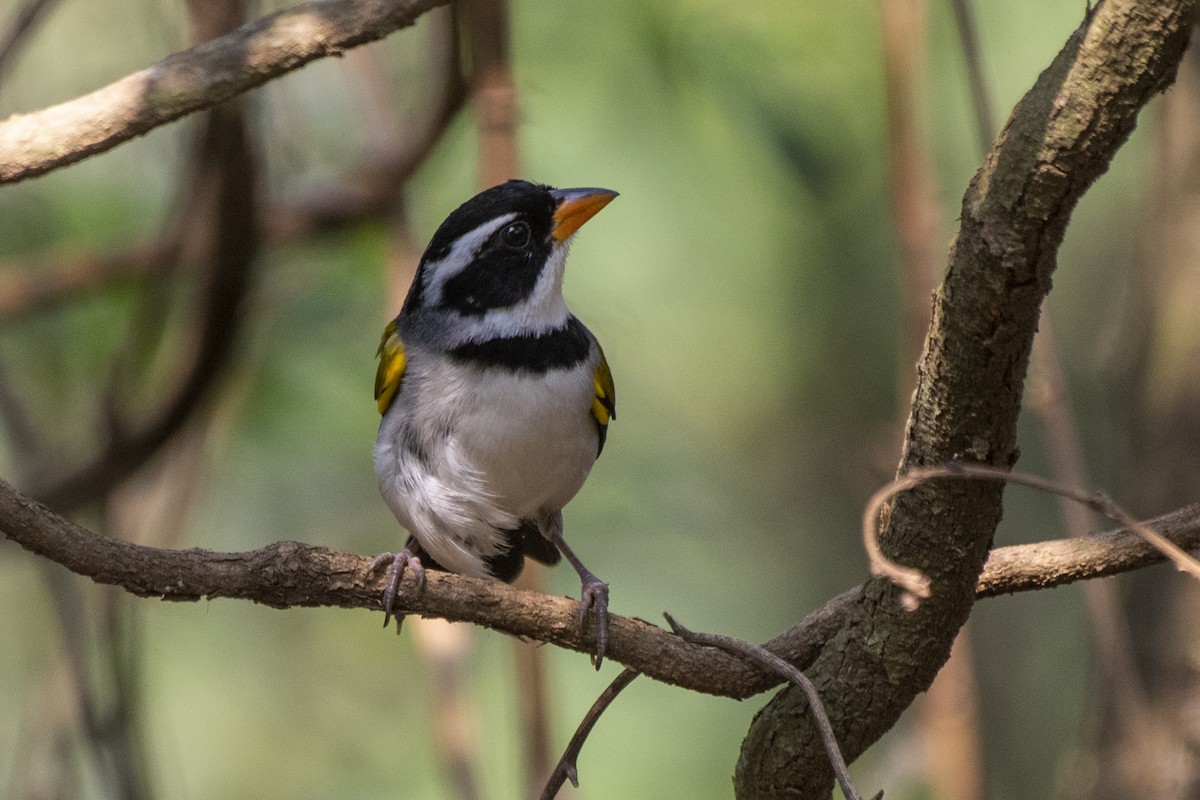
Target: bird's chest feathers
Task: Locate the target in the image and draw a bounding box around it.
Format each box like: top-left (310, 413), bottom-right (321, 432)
top-left (402, 358), bottom-right (597, 512)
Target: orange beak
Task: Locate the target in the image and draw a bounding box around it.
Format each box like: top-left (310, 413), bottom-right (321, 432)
top-left (550, 187), bottom-right (619, 242)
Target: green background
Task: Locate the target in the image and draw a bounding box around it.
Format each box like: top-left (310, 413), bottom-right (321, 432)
top-left (0, 1), bottom-right (1175, 798)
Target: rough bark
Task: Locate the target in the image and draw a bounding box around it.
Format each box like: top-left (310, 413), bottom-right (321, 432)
top-left (734, 2), bottom-right (1197, 797)
top-left (3, 472), bottom-right (1199, 699)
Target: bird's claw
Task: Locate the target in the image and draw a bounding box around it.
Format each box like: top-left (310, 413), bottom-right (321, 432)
top-left (369, 550), bottom-right (426, 633)
top-left (577, 575), bottom-right (609, 669)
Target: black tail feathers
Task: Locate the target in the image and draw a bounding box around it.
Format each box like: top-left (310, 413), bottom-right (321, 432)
top-left (484, 521), bottom-right (562, 583)
top-left (407, 524), bottom-right (562, 584)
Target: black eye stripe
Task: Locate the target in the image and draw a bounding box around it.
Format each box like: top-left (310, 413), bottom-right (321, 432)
top-left (401, 180), bottom-right (558, 315)
top-left (439, 236), bottom-right (551, 315)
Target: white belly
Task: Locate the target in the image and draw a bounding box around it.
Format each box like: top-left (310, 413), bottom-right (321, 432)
top-left (374, 356), bottom-right (598, 577)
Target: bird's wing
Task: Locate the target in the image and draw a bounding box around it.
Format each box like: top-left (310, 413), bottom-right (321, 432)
top-left (591, 345), bottom-right (616, 456)
top-left (374, 318), bottom-right (407, 415)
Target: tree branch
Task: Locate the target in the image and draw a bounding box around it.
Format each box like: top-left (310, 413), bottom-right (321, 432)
top-left (666, 614), bottom-right (878, 800)
top-left (0, 7), bottom-right (464, 321)
top-left (0, 243), bottom-right (174, 322)
top-left (0, 0), bottom-right (450, 184)
top-left (2, 473), bottom-right (1198, 699)
top-left (977, 503), bottom-right (1200, 597)
top-left (735, 2), bottom-right (1197, 796)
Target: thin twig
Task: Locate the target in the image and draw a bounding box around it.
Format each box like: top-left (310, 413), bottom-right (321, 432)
top-left (862, 472), bottom-right (935, 605)
top-left (664, 615), bottom-right (882, 800)
top-left (949, 0), bottom-right (997, 154)
top-left (0, 0), bottom-right (60, 85)
top-left (539, 667), bottom-right (640, 800)
top-left (865, 463), bottom-right (1200, 608)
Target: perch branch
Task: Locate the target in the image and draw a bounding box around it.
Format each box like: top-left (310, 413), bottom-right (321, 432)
top-left (0, 0), bottom-right (450, 184)
top-left (2, 475), bottom-right (1199, 699)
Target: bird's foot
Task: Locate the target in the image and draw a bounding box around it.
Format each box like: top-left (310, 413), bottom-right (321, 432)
top-left (369, 549), bottom-right (426, 633)
top-left (577, 573), bottom-right (610, 670)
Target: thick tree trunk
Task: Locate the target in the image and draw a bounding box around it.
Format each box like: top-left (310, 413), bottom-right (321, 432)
top-left (734, 2), bottom-right (1197, 796)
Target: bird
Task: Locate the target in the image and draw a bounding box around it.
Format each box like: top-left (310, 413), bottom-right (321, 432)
top-left (370, 179), bottom-right (618, 667)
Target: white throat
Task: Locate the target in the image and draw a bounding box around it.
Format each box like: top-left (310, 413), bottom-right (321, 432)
top-left (477, 242), bottom-right (571, 336)
top-left (416, 215), bottom-right (576, 341)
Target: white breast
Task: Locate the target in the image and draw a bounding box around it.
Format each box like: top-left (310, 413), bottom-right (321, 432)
top-left (374, 352), bottom-right (598, 578)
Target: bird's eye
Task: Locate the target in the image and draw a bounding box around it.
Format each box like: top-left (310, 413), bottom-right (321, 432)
top-left (500, 221), bottom-right (531, 249)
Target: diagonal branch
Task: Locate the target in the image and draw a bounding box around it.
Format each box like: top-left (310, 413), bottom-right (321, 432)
top-left (0, 7), bottom-right (464, 321)
top-left (976, 502), bottom-right (1200, 597)
top-left (0, 0), bottom-right (62, 85)
top-left (540, 667), bottom-right (640, 800)
top-left (0, 0), bottom-right (450, 184)
top-left (737, 2), bottom-right (1197, 795)
top-left (2, 473), bottom-right (1199, 699)
top-left (0, 242), bottom-right (176, 322)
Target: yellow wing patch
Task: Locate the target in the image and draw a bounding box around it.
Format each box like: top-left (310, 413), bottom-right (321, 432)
top-left (591, 345), bottom-right (616, 433)
top-left (374, 319), bottom-right (407, 415)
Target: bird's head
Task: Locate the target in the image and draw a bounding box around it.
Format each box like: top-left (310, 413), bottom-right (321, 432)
top-left (402, 180), bottom-right (617, 334)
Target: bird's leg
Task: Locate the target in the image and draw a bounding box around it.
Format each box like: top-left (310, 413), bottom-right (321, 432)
top-left (368, 547), bottom-right (427, 634)
top-left (551, 529), bottom-right (609, 669)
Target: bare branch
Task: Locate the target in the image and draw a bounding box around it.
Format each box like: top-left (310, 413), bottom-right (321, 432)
top-left (864, 464), bottom-right (1200, 604)
top-left (977, 502), bottom-right (1200, 597)
top-left (0, 0), bottom-right (450, 184)
top-left (3, 473), bottom-right (1200, 700)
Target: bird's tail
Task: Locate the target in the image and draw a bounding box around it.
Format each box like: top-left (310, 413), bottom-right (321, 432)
top-left (484, 521), bottom-right (562, 582)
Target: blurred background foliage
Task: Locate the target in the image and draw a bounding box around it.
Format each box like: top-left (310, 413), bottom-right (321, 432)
top-left (1, 1), bottom-right (1198, 799)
